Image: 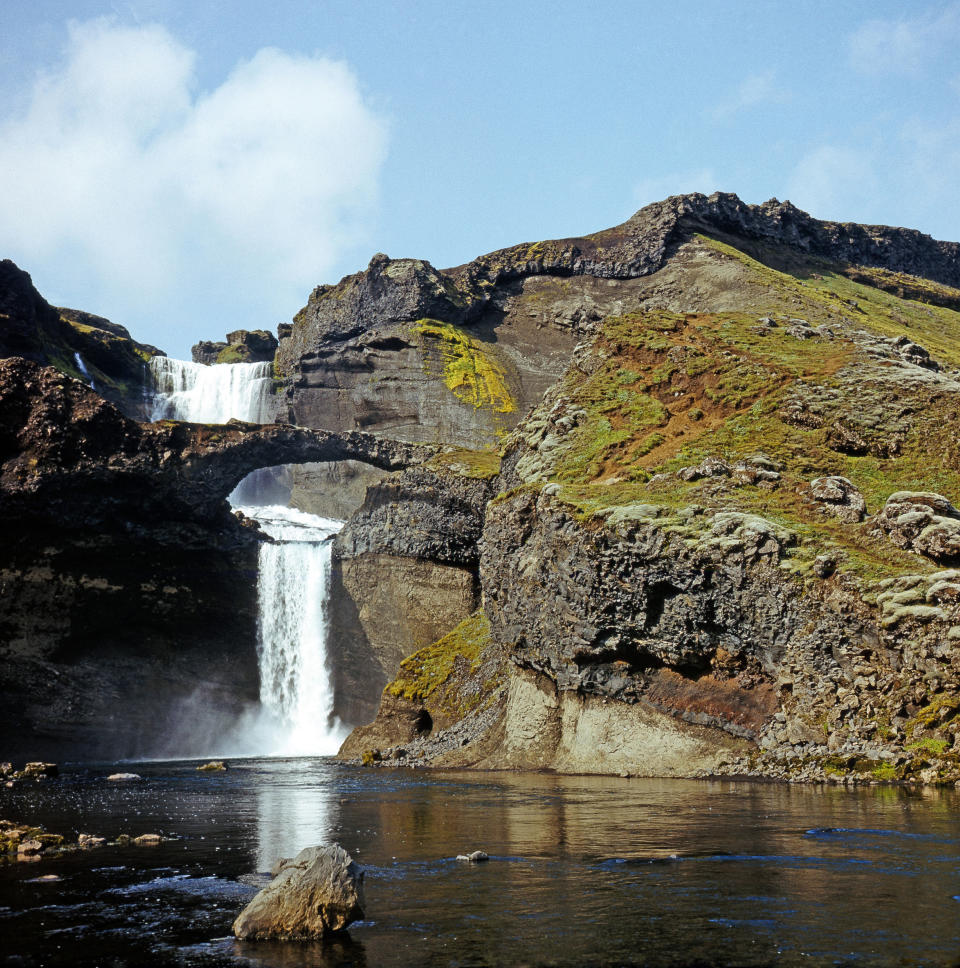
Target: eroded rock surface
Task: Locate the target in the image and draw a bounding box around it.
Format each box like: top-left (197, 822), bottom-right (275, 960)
top-left (233, 845), bottom-right (365, 940)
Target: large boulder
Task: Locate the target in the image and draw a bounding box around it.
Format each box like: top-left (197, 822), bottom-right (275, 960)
top-left (810, 476), bottom-right (867, 523)
top-left (873, 491), bottom-right (960, 563)
top-left (233, 844), bottom-right (365, 940)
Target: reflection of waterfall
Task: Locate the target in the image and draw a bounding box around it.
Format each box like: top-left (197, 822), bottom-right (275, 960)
top-left (237, 505), bottom-right (347, 756)
top-left (74, 352), bottom-right (95, 389)
top-left (255, 761), bottom-right (339, 871)
top-left (149, 356), bottom-right (272, 423)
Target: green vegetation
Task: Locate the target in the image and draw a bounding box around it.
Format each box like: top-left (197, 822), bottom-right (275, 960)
top-left (385, 611), bottom-right (504, 726)
top-left (215, 344), bottom-right (250, 364)
top-left (413, 319), bottom-right (515, 415)
top-left (516, 234), bottom-right (960, 585)
top-left (426, 446), bottom-right (501, 479)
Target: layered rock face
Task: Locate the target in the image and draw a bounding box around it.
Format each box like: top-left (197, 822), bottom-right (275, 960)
top-left (329, 464), bottom-right (492, 725)
top-left (337, 195), bottom-right (960, 784)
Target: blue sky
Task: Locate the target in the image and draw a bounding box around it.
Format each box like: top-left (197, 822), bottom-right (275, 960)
top-left (1, 1), bottom-right (958, 358)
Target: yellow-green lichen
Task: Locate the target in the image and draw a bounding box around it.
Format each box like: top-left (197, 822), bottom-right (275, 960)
top-left (413, 319), bottom-right (515, 415)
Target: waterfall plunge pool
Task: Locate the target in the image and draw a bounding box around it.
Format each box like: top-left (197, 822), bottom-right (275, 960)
top-left (1, 761), bottom-right (958, 967)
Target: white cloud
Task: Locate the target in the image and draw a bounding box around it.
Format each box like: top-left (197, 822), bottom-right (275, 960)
top-left (0, 18), bottom-right (388, 350)
top-left (633, 168), bottom-right (718, 208)
top-left (785, 146), bottom-right (879, 223)
top-left (711, 71), bottom-right (783, 121)
top-left (849, 3), bottom-right (960, 75)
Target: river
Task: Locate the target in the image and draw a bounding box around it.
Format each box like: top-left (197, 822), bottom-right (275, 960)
top-left (1, 760), bottom-right (958, 967)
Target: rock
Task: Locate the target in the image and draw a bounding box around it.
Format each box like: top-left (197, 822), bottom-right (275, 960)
top-left (677, 457), bottom-right (731, 482)
top-left (133, 833), bottom-right (162, 845)
top-left (232, 844), bottom-right (365, 940)
top-left (874, 492), bottom-right (960, 563)
top-left (192, 329), bottom-right (278, 365)
top-left (21, 761), bottom-right (58, 778)
top-left (813, 555), bottom-right (837, 579)
top-left (107, 773), bottom-right (141, 781)
top-left (17, 839), bottom-right (43, 856)
top-left (456, 850), bottom-right (489, 863)
top-left (197, 760), bottom-right (227, 772)
top-left (77, 833), bottom-right (106, 849)
top-left (810, 476), bottom-right (867, 523)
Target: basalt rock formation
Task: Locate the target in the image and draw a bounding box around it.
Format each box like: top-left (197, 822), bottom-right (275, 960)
top-left (193, 328), bottom-right (279, 366)
top-left (336, 193), bottom-right (960, 785)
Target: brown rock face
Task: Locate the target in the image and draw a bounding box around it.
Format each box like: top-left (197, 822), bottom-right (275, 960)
top-left (233, 844), bottom-right (365, 940)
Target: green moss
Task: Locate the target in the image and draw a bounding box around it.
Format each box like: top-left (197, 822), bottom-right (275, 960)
top-left (426, 446), bottom-right (501, 479)
top-left (871, 762), bottom-right (898, 781)
top-left (215, 344), bottom-right (251, 364)
top-left (387, 611), bottom-right (493, 706)
top-left (413, 319), bottom-right (515, 415)
top-left (906, 737), bottom-right (949, 756)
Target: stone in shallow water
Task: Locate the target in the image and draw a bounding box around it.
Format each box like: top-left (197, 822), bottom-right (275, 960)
top-left (456, 850), bottom-right (489, 863)
top-left (233, 844), bottom-right (365, 940)
top-left (197, 760), bottom-right (228, 772)
top-left (107, 773), bottom-right (141, 782)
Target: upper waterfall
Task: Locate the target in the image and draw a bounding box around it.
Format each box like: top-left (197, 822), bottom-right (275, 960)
top-left (149, 356), bottom-right (273, 423)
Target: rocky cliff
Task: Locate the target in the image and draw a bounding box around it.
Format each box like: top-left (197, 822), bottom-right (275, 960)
top-left (0, 259), bottom-right (162, 419)
top-left (338, 193), bottom-right (960, 786)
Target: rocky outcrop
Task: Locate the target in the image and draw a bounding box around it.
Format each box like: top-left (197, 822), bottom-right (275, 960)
top-left (873, 492), bottom-right (960, 563)
top-left (338, 199), bottom-right (960, 785)
top-left (233, 845), bottom-right (365, 940)
top-left (1, 260), bottom-right (162, 418)
top-left (192, 329), bottom-right (278, 365)
top-left (328, 466), bottom-right (493, 725)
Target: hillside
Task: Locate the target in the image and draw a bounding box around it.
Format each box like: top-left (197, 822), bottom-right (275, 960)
top-left (338, 194), bottom-right (960, 786)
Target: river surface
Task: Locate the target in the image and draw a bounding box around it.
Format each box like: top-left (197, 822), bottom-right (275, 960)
top-left (1, 759), bottom-right (958, 967)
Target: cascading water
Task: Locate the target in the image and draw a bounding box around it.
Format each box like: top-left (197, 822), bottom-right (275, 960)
top-left (149, 355), bottom-right (272, 423)
top-left (239, 505), bottom-right (348, 756)
top-left (150, 354), bottom-right (347, 757)
top-left (73, 352), bottom-right (95, 390)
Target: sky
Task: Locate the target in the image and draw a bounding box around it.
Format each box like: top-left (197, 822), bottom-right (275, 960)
top-left (1, 1), bottom-right (958, 359)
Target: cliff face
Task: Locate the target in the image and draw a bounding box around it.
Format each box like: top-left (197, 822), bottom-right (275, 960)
top-left (1, 259), bottom-right (162, 419)
top-left (337, 195), bottom-right (960, 785)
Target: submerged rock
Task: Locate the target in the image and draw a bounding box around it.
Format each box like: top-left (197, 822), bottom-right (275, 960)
top-left (107, 773), bottom-right (141, 782)
top-left (233, 844), bottom-right (365, 940)
top-left (456, 850), bottom-right (489, 863)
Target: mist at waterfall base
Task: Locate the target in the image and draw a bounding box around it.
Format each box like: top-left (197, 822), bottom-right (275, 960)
top-left (147, 357), bottom-right (347, 760)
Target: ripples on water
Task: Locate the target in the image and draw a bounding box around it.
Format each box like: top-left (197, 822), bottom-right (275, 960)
top-left (1, 760), bottom-right (958, 967)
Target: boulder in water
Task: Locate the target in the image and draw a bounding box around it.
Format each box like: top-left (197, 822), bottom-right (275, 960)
top-left (233, 844), bottom-right (365, 940)
top-left (107, 772), bottom-right (141, 782)
top-left (197, 760), bottom-right (228, 772)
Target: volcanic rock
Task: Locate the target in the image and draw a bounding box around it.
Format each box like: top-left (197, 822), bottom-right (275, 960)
top-left (233, 844), bottom-right (365, 940)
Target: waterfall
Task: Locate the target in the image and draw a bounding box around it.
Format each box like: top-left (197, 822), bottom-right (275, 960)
top-left (239, 505), bottom-right (347, 756)
top-left (74, 352), bottom-right (96, 390)
top-left (151, 352), bottom-right (346, 757)
top-left (149, 356), bottom-right (272, 423)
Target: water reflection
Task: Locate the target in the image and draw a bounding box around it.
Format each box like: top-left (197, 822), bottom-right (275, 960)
top-left (254, 759), bottom-right (339, 871)
top-left (0, 761), bottom-right (957, 967)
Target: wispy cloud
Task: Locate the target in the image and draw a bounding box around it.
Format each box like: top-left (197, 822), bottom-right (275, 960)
top-left (0, 18), bottom-right (388, 348)
top-left (849, 3), bottom-right (960, 75)
top-left (710, 70), bottom-right (784, 121)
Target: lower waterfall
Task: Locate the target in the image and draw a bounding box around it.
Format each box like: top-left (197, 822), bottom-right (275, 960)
top-left (237, 504), bottom-right (348, 756)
